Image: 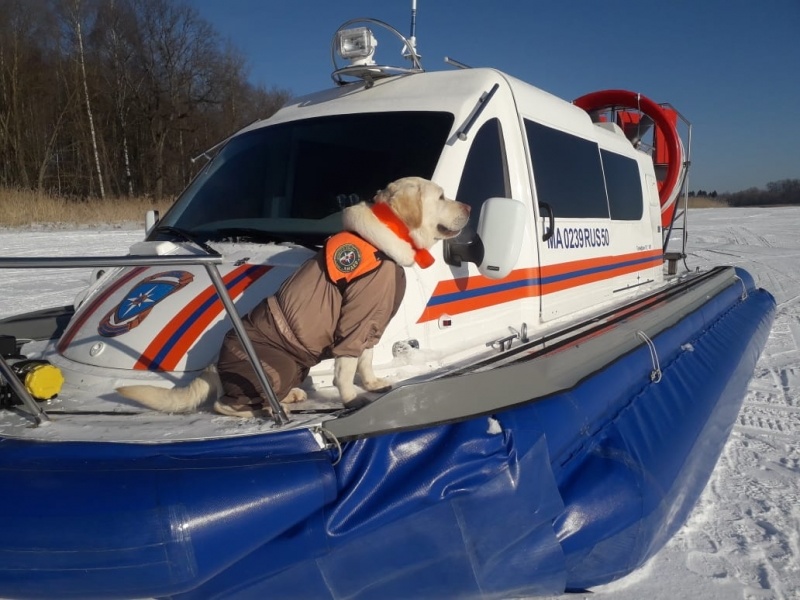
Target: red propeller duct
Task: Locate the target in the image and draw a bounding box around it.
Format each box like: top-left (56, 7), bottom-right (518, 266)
top-left (574, 89), bottom-right (683, 229)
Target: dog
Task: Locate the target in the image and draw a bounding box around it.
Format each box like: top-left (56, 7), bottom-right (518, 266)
top-left (116, 177), bottom-right (470, 417)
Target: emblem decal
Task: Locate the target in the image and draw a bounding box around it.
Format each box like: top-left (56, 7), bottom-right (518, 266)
top-left (98, 270), bottom-right (194, 337)
top-left (333, 243), bottom-right (361, 274)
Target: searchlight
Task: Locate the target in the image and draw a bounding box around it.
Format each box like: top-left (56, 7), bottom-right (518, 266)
top-left (336, 27), bottom-right (378, 65)
top-left (331, 18), bottom-right (423, 86)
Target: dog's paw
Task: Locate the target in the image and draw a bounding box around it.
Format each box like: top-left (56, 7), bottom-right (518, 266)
top-left (337, 385), bottom-right (358, 404)
top-left (361, 377), bottom-right (392, 393)
top-left (281, 388), bottom-right (307, 404)
top-left (342, 395), bottom-right (372, 411)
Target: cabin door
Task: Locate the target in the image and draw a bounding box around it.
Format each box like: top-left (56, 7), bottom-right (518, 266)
top-left (525, 119), bottom-right (615, 322)
top-left (432, 110), bottom-right (533, 355)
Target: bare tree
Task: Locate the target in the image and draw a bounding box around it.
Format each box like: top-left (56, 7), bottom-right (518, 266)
top-left (67, 0), bottom-right (105, 198)
top-left (135, 0), bottom-right (220, 200)
top-left (0, 1), bottom-right (33, 188)
top-left (94, 0), bottom-right (143, 196)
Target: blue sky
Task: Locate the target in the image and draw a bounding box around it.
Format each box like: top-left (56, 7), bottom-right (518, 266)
top-left (187, 0), bottom-right (799, 194)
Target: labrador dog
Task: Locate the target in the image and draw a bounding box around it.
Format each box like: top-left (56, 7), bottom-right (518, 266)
top-left (116, 177), bottom-right (470, 417)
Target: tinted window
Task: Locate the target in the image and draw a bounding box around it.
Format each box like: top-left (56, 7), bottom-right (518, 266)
top-left (601, 149), bottom-right (644, 220)
top-left (455, 118), bottom-right (510, 227)
top-left (160, 112), bottom-right (454, 242)
top-left (525, 120), bottom-right (609, 218)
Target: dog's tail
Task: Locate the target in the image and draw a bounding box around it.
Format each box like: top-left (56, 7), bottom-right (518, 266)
top-left (116, 366), bottom-right (221, 413)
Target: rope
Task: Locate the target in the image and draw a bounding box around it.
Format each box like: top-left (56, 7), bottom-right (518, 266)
top-left (636, 330), bottom-right (662, 383)
top-left (317, 426), bottom-right (343, 466)
top-left (734, 275), bottom-right (748, 301)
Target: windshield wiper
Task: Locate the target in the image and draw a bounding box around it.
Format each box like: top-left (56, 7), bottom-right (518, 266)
top-left (212, 228), bottom-right (320, 250)
top-left (150, 225), bottom-right (220, 256)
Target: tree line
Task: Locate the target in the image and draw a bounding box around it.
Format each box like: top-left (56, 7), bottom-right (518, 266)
top-left (685, 179), bottom-right (800, 207)
top-left (0, 0), bottom-right (290, 201)
top-left (718, 179), bottom-right (800, 207)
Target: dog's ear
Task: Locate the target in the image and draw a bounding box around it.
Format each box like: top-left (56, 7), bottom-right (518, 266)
top-left (373, 181), bottom-right (395, 204)
top-left (388, 181), bottom-right (423, 230)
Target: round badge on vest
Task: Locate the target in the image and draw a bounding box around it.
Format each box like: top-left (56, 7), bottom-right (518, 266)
top-left (334, 243), bottom-right (361, 273)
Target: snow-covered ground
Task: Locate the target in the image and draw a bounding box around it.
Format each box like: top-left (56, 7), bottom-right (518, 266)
top-left (567, 207), bottom-right (800, 600)
top-left (1, 207), bottom-right (799, 600)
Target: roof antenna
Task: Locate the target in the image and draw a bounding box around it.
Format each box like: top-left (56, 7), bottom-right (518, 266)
top-left (404, 0), bottom-right (419, 61)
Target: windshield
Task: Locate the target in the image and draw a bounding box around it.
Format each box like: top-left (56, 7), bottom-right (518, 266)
top-left (156, 111), bottom-right (454, 247)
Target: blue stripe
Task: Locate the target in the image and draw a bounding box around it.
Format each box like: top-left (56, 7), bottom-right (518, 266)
top-left (540, 254), bottom-right (659, 285)
top-left (428, 254), bottom-right (659, 308)
top-left (427, 278), bottom-right (538, 307)
top-left (148, 267), bottom-right (259, 369)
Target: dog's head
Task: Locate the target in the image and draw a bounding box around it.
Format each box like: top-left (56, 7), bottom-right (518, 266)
top-left (374, 177), bottom-right (471, 251)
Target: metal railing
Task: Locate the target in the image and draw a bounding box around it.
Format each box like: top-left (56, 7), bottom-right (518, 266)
top-left (661, 102), bottom-right (693, 269)
top-left (0, 254), bottom-right (289, 427)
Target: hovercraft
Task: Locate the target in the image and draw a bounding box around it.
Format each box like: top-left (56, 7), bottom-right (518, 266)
top-left (0, 11), bottom-right (774, 600)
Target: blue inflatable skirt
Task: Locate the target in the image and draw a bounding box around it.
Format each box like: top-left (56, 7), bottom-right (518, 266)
top-left (0, 268), bottom-right (775, 599)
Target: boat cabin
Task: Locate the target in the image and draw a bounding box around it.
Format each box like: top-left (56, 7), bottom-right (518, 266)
top-left (112, 68), bottom-right (667, 377)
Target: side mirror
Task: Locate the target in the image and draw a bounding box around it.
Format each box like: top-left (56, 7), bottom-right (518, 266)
top-left (443, 226), bottom-right (485, 268)
top-left (145, 209), bottom-right (159, 236)
top-left (476, 197), bottom-right (526, 279)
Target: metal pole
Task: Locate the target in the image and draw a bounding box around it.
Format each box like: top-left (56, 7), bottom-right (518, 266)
top-left (0, 255), bottom-right (224, 269)
top-left (0, 354), bottom-right (50, 425)
top-left (203, 264), bottom-right (289, 426)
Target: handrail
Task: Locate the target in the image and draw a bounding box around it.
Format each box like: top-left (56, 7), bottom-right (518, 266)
top-left (0, 255), bottom-right (222, 268)
top-left (0, 254), bottom-right (289, 427)
top-left (660, 102), bottom-right (692, 268)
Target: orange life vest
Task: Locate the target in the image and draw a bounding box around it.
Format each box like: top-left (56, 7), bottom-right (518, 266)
top-left (325, 231), bottom-right (386, 289)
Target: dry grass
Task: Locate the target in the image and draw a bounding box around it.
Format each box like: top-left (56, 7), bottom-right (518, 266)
top-left (687, 196), bottom-right (728, 209)
top-left (0, 186), bottom-right (729, 229)
top-left (0, 187), bottom-right (174, 228)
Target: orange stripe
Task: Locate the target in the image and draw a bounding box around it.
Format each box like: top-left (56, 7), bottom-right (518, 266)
top-left (541, 254), bottom-right (662, 294)
top-left (429, 268), bottom-right (537, 296)
top-left (540, 249), bottom-right (661, 278)
top-left (156, 272), bottom-right (263, 371)
top-left (418, 285), bottom-right (535, 322)
top-left (134, 267), bottom-right (246, 370)
top-left (418, 250), bottom-right (663, 323)
top-left (134, 265), bottom-right (269, 371)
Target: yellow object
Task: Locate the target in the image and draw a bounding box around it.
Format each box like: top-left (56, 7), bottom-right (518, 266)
top-left (23, 363), bottom-right (64, 400)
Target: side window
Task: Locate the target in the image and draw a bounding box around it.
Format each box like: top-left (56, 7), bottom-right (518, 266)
top-left (525, 120), bottom-right (609, 219)
top-left (600, 149), bottom-right (644, 220)
top-left (455, 118), bottom-right (510, 228)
